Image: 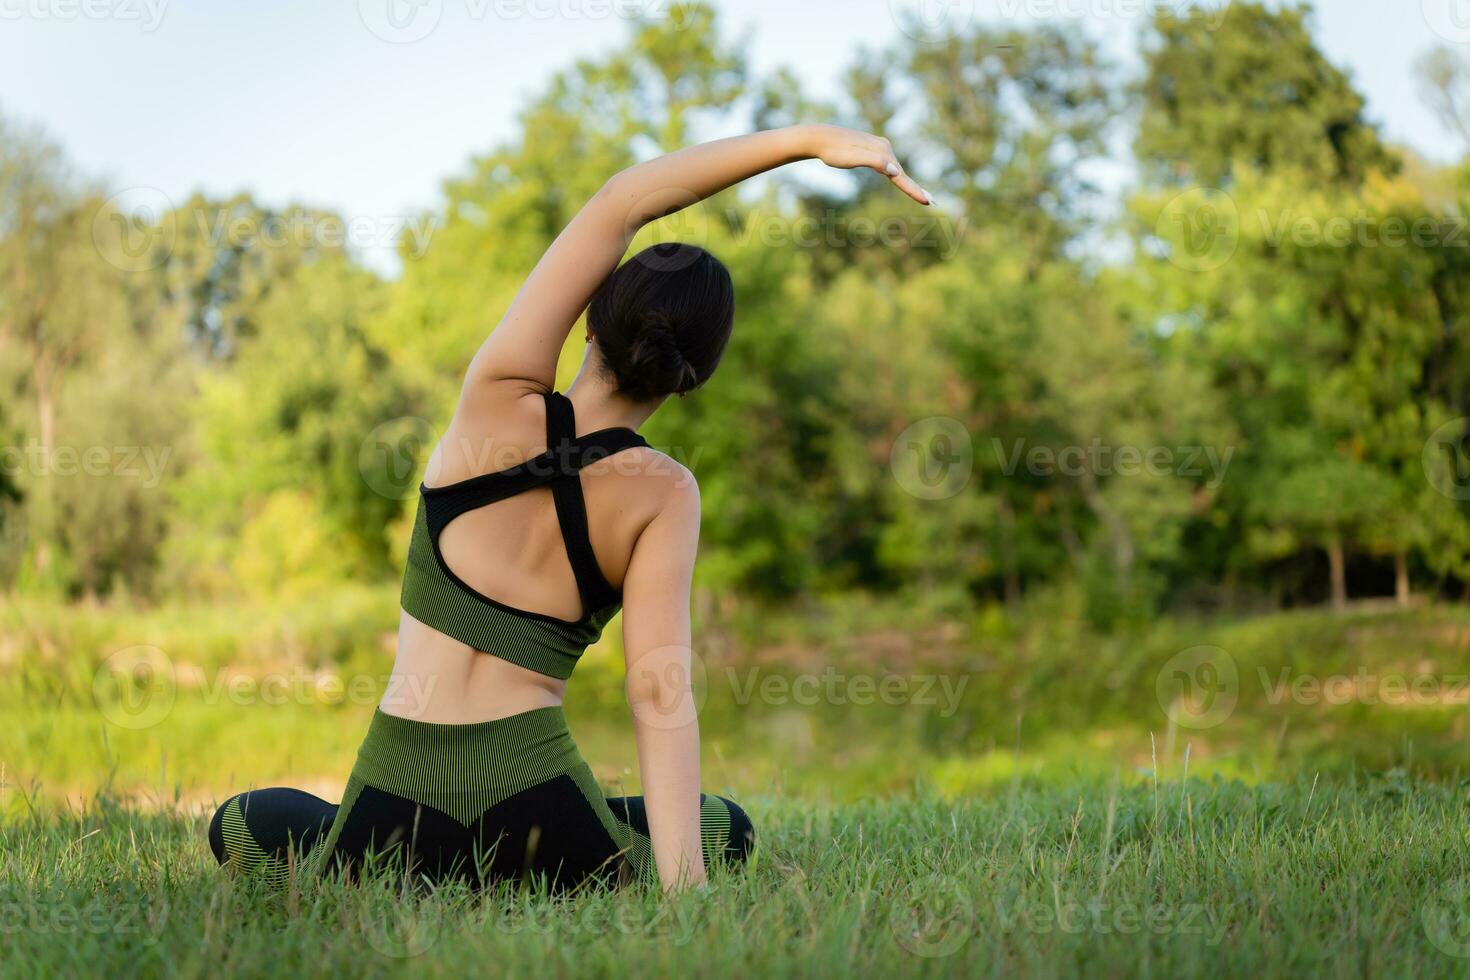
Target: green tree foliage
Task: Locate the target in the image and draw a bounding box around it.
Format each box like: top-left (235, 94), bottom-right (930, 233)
top-left (153, 193), bottom-right (359, 360)
top-left (2, 2), bottom-right (1468, 623)
top-left (1416, 45), bottom-right (1470, 152)
top-left (0, 118), bottom-right (191, 595)
top-left (165, 252), bottom-right (420, 597)
top-left (1138, 2), bottom-right (1397, 187)
top-left (847, 24), bottom-right (1122, 261)
top-left (1131, 2), bottom-right (1470, 609)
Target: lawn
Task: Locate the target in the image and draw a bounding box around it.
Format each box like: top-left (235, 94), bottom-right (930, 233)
top-left (3, 779), bottom-right (1469, 978)
top-left (3, 597), bottom-right (1470, 976)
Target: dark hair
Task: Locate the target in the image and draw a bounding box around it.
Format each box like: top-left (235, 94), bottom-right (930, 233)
top-left (587, 243), bottom-right (735, 401)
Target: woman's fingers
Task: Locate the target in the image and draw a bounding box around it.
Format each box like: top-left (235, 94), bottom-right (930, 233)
top-left (875, 156), bottom-right (934, 206)
top-left (864, 139), bottom-right (934, 206)
top-left (890, 171), bottom-right (934, 206)
top-left (834, 136), bottom-right (936, 206)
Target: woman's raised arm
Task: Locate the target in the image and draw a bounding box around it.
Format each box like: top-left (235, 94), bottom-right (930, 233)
top-left (462, 124), bottom-right (932, 393)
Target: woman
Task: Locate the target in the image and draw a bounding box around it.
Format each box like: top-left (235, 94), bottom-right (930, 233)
top-left (209, 124), bottom-right (931, 893)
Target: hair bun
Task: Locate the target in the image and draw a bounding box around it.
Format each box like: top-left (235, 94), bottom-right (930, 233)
top-left (622, 312), bottom-right (699, 399)
top-left (586, 243), bottom-right (735, 402)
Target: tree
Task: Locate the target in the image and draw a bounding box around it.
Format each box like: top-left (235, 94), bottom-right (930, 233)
top-left (0, 115), bottom-right (191, 594)
top-left (149, 192), bottom-right (358, 360)
top-left (166, 251), bottom-right (414, 595)
top-left (844, 23), bottom-right (1122, 262)
top-left (1138, 2), bottom-right (1397, 187)
top-left (0, 116), bottom-right (85, 586)
top-left (1416, 45), bottom-right (1470, 152)
top-left (0, 112), bottom-right (374, 597)
top-left (1131, 166), bottom-right (1465, 610)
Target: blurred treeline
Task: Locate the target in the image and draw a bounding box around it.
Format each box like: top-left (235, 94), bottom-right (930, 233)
top-left (3, 2), bottom-right (1470, 629)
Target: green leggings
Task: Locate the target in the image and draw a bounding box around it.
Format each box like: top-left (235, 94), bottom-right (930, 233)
top-left (209, 707), bottom-right (753, 889)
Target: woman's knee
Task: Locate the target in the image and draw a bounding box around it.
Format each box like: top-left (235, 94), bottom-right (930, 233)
top-left (208, 792), bottom-right (246, 866)
top-left (717, 796), bottom-right (755, 863)
top-left (208, 787), bottom-right (338, 872)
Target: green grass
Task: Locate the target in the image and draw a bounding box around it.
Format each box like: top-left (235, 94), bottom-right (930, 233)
top-left (5, 596), bottom-right (1470, 975)
top-left (4, 778), bottom-right (1470, 978)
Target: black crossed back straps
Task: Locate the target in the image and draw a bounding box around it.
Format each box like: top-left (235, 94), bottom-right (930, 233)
top-left (421, 391), bottom-right (649, 619)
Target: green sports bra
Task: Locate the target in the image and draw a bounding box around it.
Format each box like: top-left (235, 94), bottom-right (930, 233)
top-left (399, 391), bottom-right (649, 680)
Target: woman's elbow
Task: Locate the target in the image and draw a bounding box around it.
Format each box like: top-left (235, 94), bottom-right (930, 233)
top-left (625, 672), bottom-right (698, 730)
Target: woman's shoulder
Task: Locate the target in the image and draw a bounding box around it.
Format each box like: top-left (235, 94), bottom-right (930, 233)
top-left (591, 442), bottom-right (697, 504)
top-left (428, 381), bottom-right (549, 483)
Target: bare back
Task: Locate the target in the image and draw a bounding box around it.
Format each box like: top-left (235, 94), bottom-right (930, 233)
top-left (384, 382), bottom-right (684, 724)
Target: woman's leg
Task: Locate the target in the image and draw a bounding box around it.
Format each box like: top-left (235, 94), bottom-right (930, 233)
top-left (208, 787), bottom-right (338, 886)
top-left (208, 784), bottom-right (754, 888)
top-left (208, 710), bottom-right (755, 892)
top-left (603, 793), bottom-right (755, 882)
top-left (317, 708), bottom-right (630, 889)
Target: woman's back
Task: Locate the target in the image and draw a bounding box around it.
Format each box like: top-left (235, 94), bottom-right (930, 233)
top-left (385, 382), bottom-right (684, 725)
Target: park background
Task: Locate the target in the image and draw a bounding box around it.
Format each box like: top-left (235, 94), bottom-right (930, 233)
top-left (5, 0), bottom-right (1469, 799)
top-left (4, 1), bottom-right (1470, 975)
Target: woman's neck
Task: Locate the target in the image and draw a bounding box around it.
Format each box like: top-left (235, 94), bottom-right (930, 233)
top-left (564, 359), bottom-right (663, 433)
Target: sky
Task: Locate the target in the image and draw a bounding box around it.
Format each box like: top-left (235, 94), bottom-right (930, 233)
top-left (1, 0), bottom-right (1465, 271)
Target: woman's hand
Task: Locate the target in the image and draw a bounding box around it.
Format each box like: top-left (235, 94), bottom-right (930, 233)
top-left (802, 124), bottom-right (934, 206)
top-left (462, 125), bottom-right (932, 394)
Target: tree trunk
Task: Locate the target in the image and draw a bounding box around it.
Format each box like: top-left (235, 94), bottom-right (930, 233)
top-left (1395, 549), bottom-right (1410, 608)
top-left (998, 498), bottom-right (1021, 609)
top-left (32, 358), bottom-right (55, 576)
top-left (1056, 503), bottom-right (1083, 565)
top-left (1077, 467), bottom-right (1134, 583)
top-left (1326, 538), bottom-right (1347, 612)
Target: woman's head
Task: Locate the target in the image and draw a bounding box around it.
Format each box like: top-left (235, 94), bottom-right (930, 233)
top-left (587, 243), bottom-right (734, 402)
